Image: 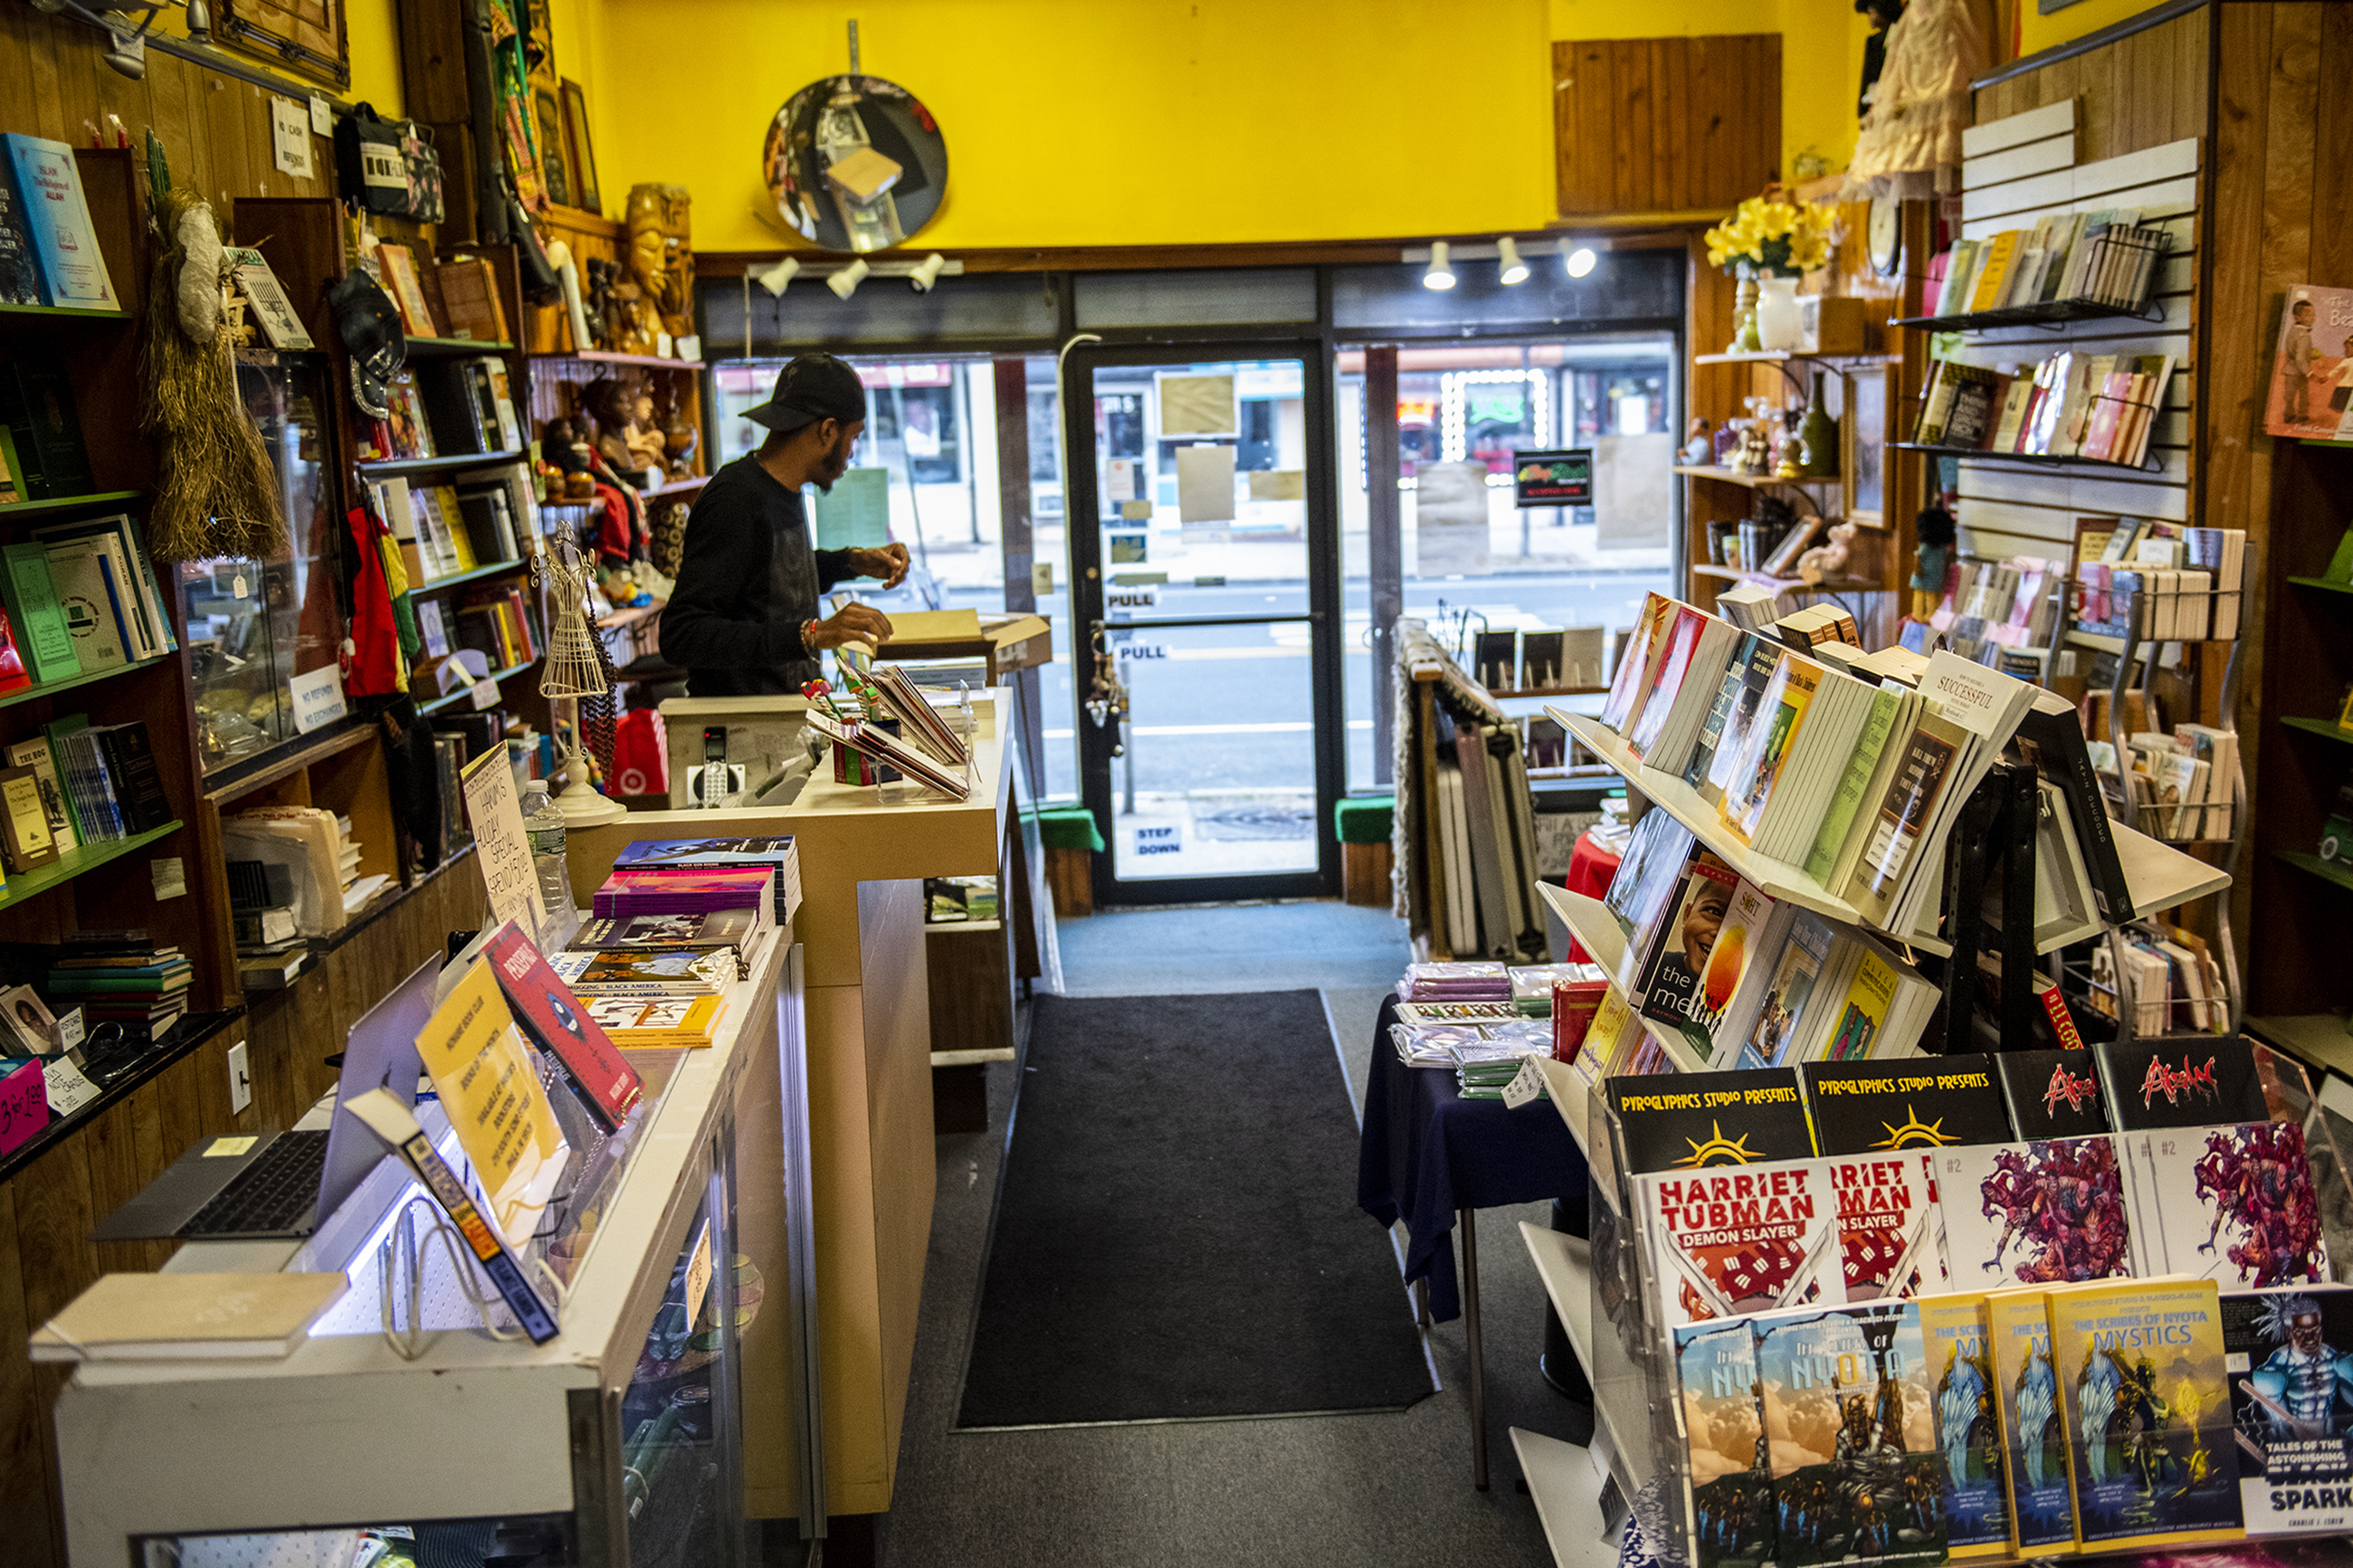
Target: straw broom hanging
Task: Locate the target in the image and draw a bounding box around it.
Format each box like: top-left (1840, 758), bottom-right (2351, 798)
top-left (138, 183), bottom-right (283, 561)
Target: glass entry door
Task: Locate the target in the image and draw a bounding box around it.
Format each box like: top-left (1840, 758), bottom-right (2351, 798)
top-left (1062, 343), bottom-right (1342, 904)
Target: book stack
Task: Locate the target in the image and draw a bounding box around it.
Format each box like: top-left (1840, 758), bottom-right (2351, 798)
top-left (592, 863), bottom-right (776, 927)
top-left (1924, 211), bottom-right (2172, 320)
top-left (1396, 960), bottom-right (1511, 1003)
top-left (583, 993), bottom-right (731, 1050)
top-left (613, 836), bottom-right (805, 928)
top-left (220, 806), bottom-right (360, 937)
top-left (548, 946), bottom-right (738, 996)
top-left (1913, 349), bottom-right (2176, 468)
top-left (46, 932), bottom-right (188, 1042)
top-left (2072, 517), bottom-right (2249, 643)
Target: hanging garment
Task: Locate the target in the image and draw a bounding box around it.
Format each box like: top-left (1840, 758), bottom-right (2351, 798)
top-left (1843, 0), bottom-right (1991, 199)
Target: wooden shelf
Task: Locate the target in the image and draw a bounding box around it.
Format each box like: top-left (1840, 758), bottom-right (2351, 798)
top-left (354, 450), bottom-right (528, 477)
top-left (0, 651), bottom-right (175, 712)
top-left (402, 337), bottom-right (515, 355)
top-left (2247, 1013), bottom-right (2353, 1083)
top-left (412, 556), bottom-right (530, 594)
top-left (2282, 716), bottom-right (2353, 746)
top-left (2288, 575), bottom-right (2353, 595)
top-left (1692, 349), bottom-right (1898, 365)
top-left (0, 821), bottom-right (183, 910)
top-left (1891, 442), bottom-right (2160, 473)
top-left (1672, 465), bottom-right (1834, 489)
top-left (1891, 299), bottom-right (2160, 333)
top-left (0, 302), bottom-right (133, 325)
top-left (1690, 564), bottom-right (1881, 592)
top-left (0, 489), bottom-right (147, 518)
top-left (2280, 851), bottom-right (2353, 896)
top-left (529, 349), bottom-right (707, 370)
top-left (642, 475), bottom-right (711, 498)
top-left (204, 721), bottom-right (376, 803)
top-left (419, 658), bottom-right (538, 715)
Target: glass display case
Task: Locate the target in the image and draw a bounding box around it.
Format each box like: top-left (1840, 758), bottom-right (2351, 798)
top-left (183, 358), bottom-right (344, 771)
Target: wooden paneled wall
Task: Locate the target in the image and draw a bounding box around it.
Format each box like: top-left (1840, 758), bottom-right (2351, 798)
top-left (2209, 3), bottom-right (2353, 1012)
top-left (1553, 35), bottom-right (1784, 220)
top-left (0, 860), bottom-right (488, 1568)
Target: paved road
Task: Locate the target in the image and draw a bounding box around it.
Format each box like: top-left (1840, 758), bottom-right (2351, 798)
top-left (852, 569), bottom-right (1668, 799)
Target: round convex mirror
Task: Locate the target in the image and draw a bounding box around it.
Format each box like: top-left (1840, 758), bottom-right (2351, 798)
top-left (762, 75), bottom-right (948, 254)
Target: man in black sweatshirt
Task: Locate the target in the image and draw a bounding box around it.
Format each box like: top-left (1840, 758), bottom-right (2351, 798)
top-left (661, 354), bottom-right (910, 695)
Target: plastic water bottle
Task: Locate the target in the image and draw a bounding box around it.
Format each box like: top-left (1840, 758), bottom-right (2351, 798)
top-left (521, 780), bottom-right (571, 927)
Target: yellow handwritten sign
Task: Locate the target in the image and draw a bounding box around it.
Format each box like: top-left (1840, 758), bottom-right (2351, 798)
top-left (416, 959), bottom-right (568, 1250)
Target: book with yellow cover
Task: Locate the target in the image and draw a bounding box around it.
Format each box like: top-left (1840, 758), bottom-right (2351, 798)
top-left (1967, 230), bottom-right (2024, 313)
top-left (1988, 1288), bottom-right (2077, 1555)
top-left (416, 958), bottom-right (569, 1250)
top-left (1720, 652), bottom-right (1824, 846)
top-left (2045, 1278), bottom-right (2243, 1550)
top-left (586, 992), bottom-right (730, 1049)
top-left (1922, 1292), bottom-right (2015, 1559)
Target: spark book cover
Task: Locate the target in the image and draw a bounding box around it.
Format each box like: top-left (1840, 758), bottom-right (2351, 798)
top-left (1936, 1136), bottom-right (2135, 1291)
top-left (1750, 1299), bottom-right (1948, 1568)
top-left (2220, 1284), bottom-right (2353, 1535)
top-left (2047, 1278), bottom-right (2243, 1548)
top-left (1673, 1317), bottom-right (1779, 1568)
top-left (1922, 1293), bottom-right (2014, 1558)
top-left (1989, 1289), bottom-right (2076, 1555)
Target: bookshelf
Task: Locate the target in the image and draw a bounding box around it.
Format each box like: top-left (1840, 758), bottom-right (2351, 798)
top-left (0, 822), bottom-right (186, 912)
top-left (0, 489), bottom-right (149, 518)
top-left (353, 450), bottom-right (529, 478)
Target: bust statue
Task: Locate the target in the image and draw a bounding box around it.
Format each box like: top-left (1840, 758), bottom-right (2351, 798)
top-left (624, 183), bottom-right (695, 345)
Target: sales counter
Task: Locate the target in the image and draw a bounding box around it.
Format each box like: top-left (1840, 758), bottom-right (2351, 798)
top-left (567, 688), bottom-right (1015, 1523)
top-left (52, 936), bottom-right (804, 1564)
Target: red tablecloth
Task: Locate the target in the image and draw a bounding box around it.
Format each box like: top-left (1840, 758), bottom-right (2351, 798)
top-left (1559, 828), bottom-right (1622, 965)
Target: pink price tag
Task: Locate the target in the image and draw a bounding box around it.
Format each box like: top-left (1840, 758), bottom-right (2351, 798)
top-left (0, 1059), bottom-right (49, 1156)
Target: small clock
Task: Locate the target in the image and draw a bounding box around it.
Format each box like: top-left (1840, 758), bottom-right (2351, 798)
top-left (1868, 195), bottom-right (1902, 275)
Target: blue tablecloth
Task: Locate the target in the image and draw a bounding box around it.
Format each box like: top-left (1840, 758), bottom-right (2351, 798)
top-left (1356, 992), bottom-right (1591, 1321)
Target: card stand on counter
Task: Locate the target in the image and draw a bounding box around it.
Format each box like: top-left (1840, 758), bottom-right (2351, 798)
top-left (1578, 1046), bottom-right (2353, 1568)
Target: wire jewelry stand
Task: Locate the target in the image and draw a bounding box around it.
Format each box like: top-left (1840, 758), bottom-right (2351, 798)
top-left (536, 537), bottom-right (625, 827)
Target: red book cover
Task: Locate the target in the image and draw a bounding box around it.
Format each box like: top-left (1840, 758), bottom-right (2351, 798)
top-left (0, 608), bottom-right (32, 693)
top-left (484, 920), bottom-right (643, 1133)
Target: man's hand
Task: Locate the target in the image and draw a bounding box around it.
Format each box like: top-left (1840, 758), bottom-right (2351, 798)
top-left (805, 603), bottom-right (895, 651)
top-left (850, 543), bottom-right (910, 588)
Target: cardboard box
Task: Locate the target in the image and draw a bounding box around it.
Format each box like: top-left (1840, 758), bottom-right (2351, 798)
top-left (825, 147), bottom-right (903, 203)
top-left (1798, 295), bottom-right (1867, 354)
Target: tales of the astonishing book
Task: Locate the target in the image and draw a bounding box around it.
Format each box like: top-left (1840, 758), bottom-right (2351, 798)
top-left (2220, 1284), bottom-right (2353, 1535)
top-left (1672, 1317), bottom-right (1778, 1568)
top-left (2046, 1278), bottom-right (2243, 1548)
top-left (1749, 1299), bottom-right (1947, 1568)
top-left (1921, 1293), bottom-right (2013, 1559)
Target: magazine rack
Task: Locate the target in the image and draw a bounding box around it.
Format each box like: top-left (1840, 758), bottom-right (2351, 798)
top-left (1540, 1042), bottom-right (2353, 1568)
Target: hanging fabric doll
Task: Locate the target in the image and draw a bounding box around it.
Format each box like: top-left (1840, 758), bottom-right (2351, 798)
top-left (1842, 0), bottom-right (1990, 200)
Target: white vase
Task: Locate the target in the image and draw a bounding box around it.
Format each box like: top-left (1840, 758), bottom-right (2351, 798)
top-left (1755, 275), bottom-right (1803, 352)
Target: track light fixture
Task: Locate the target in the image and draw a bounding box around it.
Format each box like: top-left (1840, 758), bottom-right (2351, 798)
top-left (1423, 241), bottom-right (1456, 290)
top-left (755, 257), bottom-right (800, 297)
top-left (826, 258), bottom-right (870, 299)
top-left (909, 253), bottom-right (947, 291)
top-left (1565, 246), bottom-right (1597, 279)
top-left (1498, 236), bottom-right (1529, 285)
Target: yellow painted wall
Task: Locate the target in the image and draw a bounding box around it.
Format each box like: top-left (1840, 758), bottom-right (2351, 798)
top-left (343, 0), bottom-right (405, 117)
top-left (2015, 0), bottom-right (2167, 60)
top-left (1547, 0), bottom-right (1876, 187)
top-left (580, 0), bottom-right (1553, 254)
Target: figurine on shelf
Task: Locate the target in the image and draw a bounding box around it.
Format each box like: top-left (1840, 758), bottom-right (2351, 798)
top-left (582, 257), bottom-right (616, 352)
top-left (598, 562), bottom-right (653, 610)
top-left (658, 381), bottom-right (699, 477)
top-left (606, 275), bottom-right (660, 358)
top-left (1736, 419), bottom-right (1772, 476)
top-left (631, 389), bottom-right (671, 471)
top-left (538, 415), bottom-right (598, 499)
top-left (625, 183), bottom-right (696, 350)
top-left (1681, 416), bottom-right (1714, 467)
top-left (1910, 505), bottom-right (1956, 620)
top-left (584, 377), bottom-right (664, 475)
top-left (1798, 519), bottom-right (1856, 584)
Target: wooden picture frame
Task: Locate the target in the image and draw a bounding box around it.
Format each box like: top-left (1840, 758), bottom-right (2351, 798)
top-left (561, 80), bottom-right (602, 216)
top-left (534, 87), bottom-right (573, 212)
top-left (219, 0), bottom-right (350, 89)
top-left (0, 765), bottom-right (56, 874)
top-left (1843, 364), bottom-right (1891, 528)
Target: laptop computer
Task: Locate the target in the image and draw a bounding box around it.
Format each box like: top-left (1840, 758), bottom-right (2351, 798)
top-left (92, 956), bottom-right (443, 1244)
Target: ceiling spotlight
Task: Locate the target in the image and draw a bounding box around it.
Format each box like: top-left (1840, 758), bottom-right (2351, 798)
top-left (1566, 246), bottom-right (1597, 279)
top-left (1423, 241), bottom-right (1456, 291)
top-left (909, 252), bottom-right (947, 291)
top-left (1498, 236), bottom-right (1529, 285)
top-left (827, 258), bottom-right (871, 299)
top-left (755, 256), bottom-right (800, 297)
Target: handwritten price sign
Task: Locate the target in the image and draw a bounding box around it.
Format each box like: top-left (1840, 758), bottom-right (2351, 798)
top-left (460, 748), bottom-right (548, 937)
top-left (0, 1059), bottom-right (50, 1156)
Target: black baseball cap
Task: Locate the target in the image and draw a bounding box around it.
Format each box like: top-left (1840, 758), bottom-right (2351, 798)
top-left (743, 353), bottom-right (868, 433)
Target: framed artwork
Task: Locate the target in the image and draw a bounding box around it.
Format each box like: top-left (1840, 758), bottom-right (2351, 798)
top-left (1843, 364), bottom-right (1891, 528)
top-left (562, 80), bottom-right (602, 215)
top-left (534, 87), bottom-right (573, 211)
top-left (220, 0), bottom-right (349, 88)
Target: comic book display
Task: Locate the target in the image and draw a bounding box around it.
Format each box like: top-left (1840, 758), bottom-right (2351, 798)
top-left (2220, 1285), bottom-right (2353, 1535)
